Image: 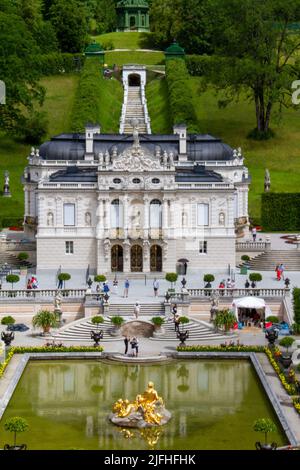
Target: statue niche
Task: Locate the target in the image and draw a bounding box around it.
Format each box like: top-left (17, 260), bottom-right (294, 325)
top-left (85, 212), bottom-right (92, 227)
top-left (47, 212), bottom-right (54, 226)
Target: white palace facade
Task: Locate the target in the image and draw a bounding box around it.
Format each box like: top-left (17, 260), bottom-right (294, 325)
top-left (23, 123), bottom-right (250, 275)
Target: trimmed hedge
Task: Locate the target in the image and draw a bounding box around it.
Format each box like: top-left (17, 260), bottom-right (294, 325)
top-left (70, 58), bottom-right (103, 132)
top-left (186, 55), bottom-right (213, 76)
top-left (0, 218), bottom-right (23, 229)
top-left (261, 193), bottom-right (300, 231)
top-left (165, 59), bottom-right (198, 132)
top-left (34, 53), bottom-right (85, 76)
top-left (293, 287), bottom-right (300, 325)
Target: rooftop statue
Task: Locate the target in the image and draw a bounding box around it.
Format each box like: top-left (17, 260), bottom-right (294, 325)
top-left (110, 381), bottom-right (171, 428)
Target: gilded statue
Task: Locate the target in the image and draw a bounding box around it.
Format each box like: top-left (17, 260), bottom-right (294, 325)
top-left (110, 381), bottom-right (170, 428)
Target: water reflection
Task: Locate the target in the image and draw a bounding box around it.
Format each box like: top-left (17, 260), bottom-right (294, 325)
top-left (2, 359), bottom-right (287, 450)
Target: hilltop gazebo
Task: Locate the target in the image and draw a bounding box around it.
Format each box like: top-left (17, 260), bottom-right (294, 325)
top-left (84, 42), bottom-right (105, 65)
top-left (164, 41), bottom-right (185, 61)
top-left (116, 0), bottom-right (150, 32)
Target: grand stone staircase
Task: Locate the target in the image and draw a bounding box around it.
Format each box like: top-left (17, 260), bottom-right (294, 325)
top-left (245, 250), bottom-right (300, 271)
top-left (123, 86), bottom-right (147, 134)
top-left (107, 303), bottom-right (165, 316)
top-left (50, 316), bottom-right (235, 343)
top-left (0, 252), bottom-right (33, 271)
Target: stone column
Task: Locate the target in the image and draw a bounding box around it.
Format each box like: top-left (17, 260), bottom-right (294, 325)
top-left (162, 199), bottom-right (169, 239)
top-left (143, 196), bottom-right (149, 239)
top-left (104, 197), bottom-right (110, 238)
top-left (96, 197), bottom-right (104, 239)
top-left (143, 240), bottom-right (150, 273)
top-left (123, 240), bottom-right (131, 273)
top-left (123, 195), bottom-right (128, 239)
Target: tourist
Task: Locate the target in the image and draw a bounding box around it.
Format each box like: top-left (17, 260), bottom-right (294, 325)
top-left (134, 302), bottom-right (140, 319)
top-left (31, 276), bottom-right (39, 289)
top-left (284, 278), bottom-right (290, 288)
top-left (113, 278), bottom-right (118, 295)
top-left (174, 314), bottom-right (180, 332)
top-left (103, 282), bottom-right (110, 295)
top-left (124, 336), bottom-right (130, 355)
top-left (153, 278), bottom-right (159, 297)
top-left (172, 304), bottom-right (178, 316)
top-left (27, 278), bottom-right (32, 290)
top-left (124, 279), bottom-right (130, 297)
top-left (251, 227), bottom-right (257, 242)
top-left (57, 276), bottom-right (63, 289)
top-left (96, 283), bottom-right (101, 300)
top-left (219, 280), bottom-right (225, 295)
top-left (279, 263), bottom-right (285, 280)
top-left (130, 337), bottom-right (138, 357)
top-left (275, 264), bottom-right (281, 281)
top-left (226, 278), bottom-right (232, 289)
top-left (245, 279), bottom-right (250, 289)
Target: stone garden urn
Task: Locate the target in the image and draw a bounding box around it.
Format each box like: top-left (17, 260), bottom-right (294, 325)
top-left (177, 330), bottom-right (189, 346)
top-left (1, 331), bottom-right (14, 347)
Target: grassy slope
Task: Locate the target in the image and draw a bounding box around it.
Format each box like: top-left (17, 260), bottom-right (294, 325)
top-left (0, 74), bottom-right (79, 222)
top-left (92, 32), bottom-right (153, 50)
top-left (146, 76), bottom-right (172, 134)
top-left (98, 77), bottom-right (123, 133)
top-left (105, 51), bottom-right (164, 66)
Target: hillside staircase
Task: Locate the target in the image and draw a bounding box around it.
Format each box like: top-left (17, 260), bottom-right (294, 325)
top-left (243, 250), bottom-right (300, 271)
top-left (123, 87), bottom-right (147, 134)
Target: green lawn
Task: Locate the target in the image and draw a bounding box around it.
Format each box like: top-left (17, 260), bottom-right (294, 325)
top-left (97, 77), bottom-right (123, 133)
top-left (92, 32), bottom-right (154, 50)
top-left (0, 74), bottom-right (79, 223)
top-left (105, 51), bottom-right (164, 67)
top-left (146, 76), bottom-right (172, 134)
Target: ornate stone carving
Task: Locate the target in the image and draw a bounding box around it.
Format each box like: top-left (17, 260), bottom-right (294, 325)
top-left (103, 239), bottom-right (111, 261)
top-left (219, 212), bottom-right (225, 226)
top-left (47, 212), bottom-right (54, 226)
top-left (85, 212), bottom-right (92, 226)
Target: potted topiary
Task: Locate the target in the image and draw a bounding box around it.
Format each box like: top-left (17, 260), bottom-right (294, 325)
top-left (3, 417), bottom-right (29, 450)
top-left (241, 255), bottom-right (250, 263)
top-left (6, 274), bottom-right (20, 296)
top-left (151, 316), bottom-right (165, 337)
top-left (279, 336), bottom-right (295, 368)
top-left (249, 273), bottom-right (262, 288)
top-left (253, 418), bottom-right (277, 450)
top-left (94, 275), bottom-right (106, 284)
top-left (17, 252), bottom-right (29, 275)
top-left (58, 273), bottom-right (71, 295)
top-left (165, 273), bottom-right (178, 292)
top-left (203, 274), bottom-right (215, 288)
top-left (265, 316), bottom-right (279, 324)
top-left (91, 315), bottom-right (104, 330)
top-left (110, 315), bottom-right (125, 336)
top-left (1, 316), bottom-right (16, 327)
top-left (32, 309), bottom-right (59, 335)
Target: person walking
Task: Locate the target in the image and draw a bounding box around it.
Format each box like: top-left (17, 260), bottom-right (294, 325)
top-left (134, 302), bottom-right (140, 319)
top-left (103, 282), bottom-right (110, 295)
top-left (57, 276), bottom-right (63, 289)
top-left (251, 227), bottom-right (257, 242)
top-left (113, 278), bottom-right (118, 295)
top-left (275, 264), bottom-right (281, 281)
top-left (279, 263), bottom-right (285, 280)
top-left (124, 336), bottom-right (130, 355)
top-left (153, 278), bottom-right (159, 297)
top-left (96, 283), bottom-right (101, 301)
top-left (174, 314), bottom-right (180, 333)
top-left (130, 337), bottom-right (138, 357)
top-left (124, 279), bottom-right (130, 297)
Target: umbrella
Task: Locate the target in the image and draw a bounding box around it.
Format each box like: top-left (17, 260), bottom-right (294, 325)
top-left (232, 297), bottom-right (265, 309)
top-left (177, 258), bottom-right (189, 263)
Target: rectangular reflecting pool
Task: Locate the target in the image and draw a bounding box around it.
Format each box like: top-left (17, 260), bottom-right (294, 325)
top-left (1, 359), bottom-right (288, 450)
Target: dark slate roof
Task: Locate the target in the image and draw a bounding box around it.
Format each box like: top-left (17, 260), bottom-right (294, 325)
top-left (50, 167), bottom-right (97, 182)
top-left (39, 133), bottom-right (234, 162)
top-left (175, 165), bottom-right (224, 183)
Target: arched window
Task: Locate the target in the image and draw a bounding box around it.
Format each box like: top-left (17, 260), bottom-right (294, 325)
top-left (110, 199), bottom-right (123, 228)
top-left (150, 200), bottom-right (162, 228)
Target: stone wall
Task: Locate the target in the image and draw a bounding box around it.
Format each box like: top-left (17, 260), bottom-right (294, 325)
top-left (37, 238), bottom-right (97, 270)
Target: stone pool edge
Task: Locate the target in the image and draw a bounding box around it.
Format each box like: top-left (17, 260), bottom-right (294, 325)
top-left (0, 351), bottom-right (298, 447)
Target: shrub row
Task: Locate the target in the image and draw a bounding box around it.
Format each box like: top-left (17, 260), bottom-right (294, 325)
top-left (177, 345), bottom-right (265, 352)
top-left (293, 287), bottom-right (300, 326)
top-left (70, 58), bottom-right (103, 133)
top-left (165, 59), bottom-right (198, 132)
top-left (0, 218), bottom-right (23, 229)
top-left (261, 193), bottom-right (300, 231)
top-left (34, 53), bottom-right (85, 76)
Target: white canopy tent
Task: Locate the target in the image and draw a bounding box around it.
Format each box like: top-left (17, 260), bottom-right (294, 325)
top-left (231, 296), bottom-right (266, 321)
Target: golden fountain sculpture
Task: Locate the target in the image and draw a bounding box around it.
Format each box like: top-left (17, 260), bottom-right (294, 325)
top-left (110, 381), bottom-right (171, 428)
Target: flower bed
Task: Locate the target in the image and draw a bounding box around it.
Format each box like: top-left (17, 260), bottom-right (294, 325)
top-left (264, 347), bottom-right (298, 395)
top-left (0, 346), bottom-right (104, 379)
top-left (9, 226), bottom-right (23, 231)
top-left (177, 345), bottom-right (265, 353)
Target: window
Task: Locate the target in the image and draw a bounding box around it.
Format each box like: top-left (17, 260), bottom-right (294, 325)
top-left (113, 178), bottom-right (121, 184)
top-left (65, 241), bottom-right (74, 254)
top-left (152, 178), bottom-right (160, 184)
top-left (132, 178), bottom-right (141, 184)
top-left (63, 203), bottom-right (75, 226)
top-left (111, 199), bottom-right (123, 228)
top-left (197, 203), bottom-right (209, 226)
top-left (199, 241), bottom-right (207, 254)
top-left (150, 199), bottom-right (162, 228)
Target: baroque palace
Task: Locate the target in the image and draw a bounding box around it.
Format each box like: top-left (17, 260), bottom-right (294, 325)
top-left (23, 120), bottom-right (250, 275)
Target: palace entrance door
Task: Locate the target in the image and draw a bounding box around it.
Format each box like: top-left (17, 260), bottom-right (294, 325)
top-left (111, 245), bottom-right (123, 272)
top-left (131, 245), bottom-right (143, 272)
top-left (150, 245), bottom-right (162, 272)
